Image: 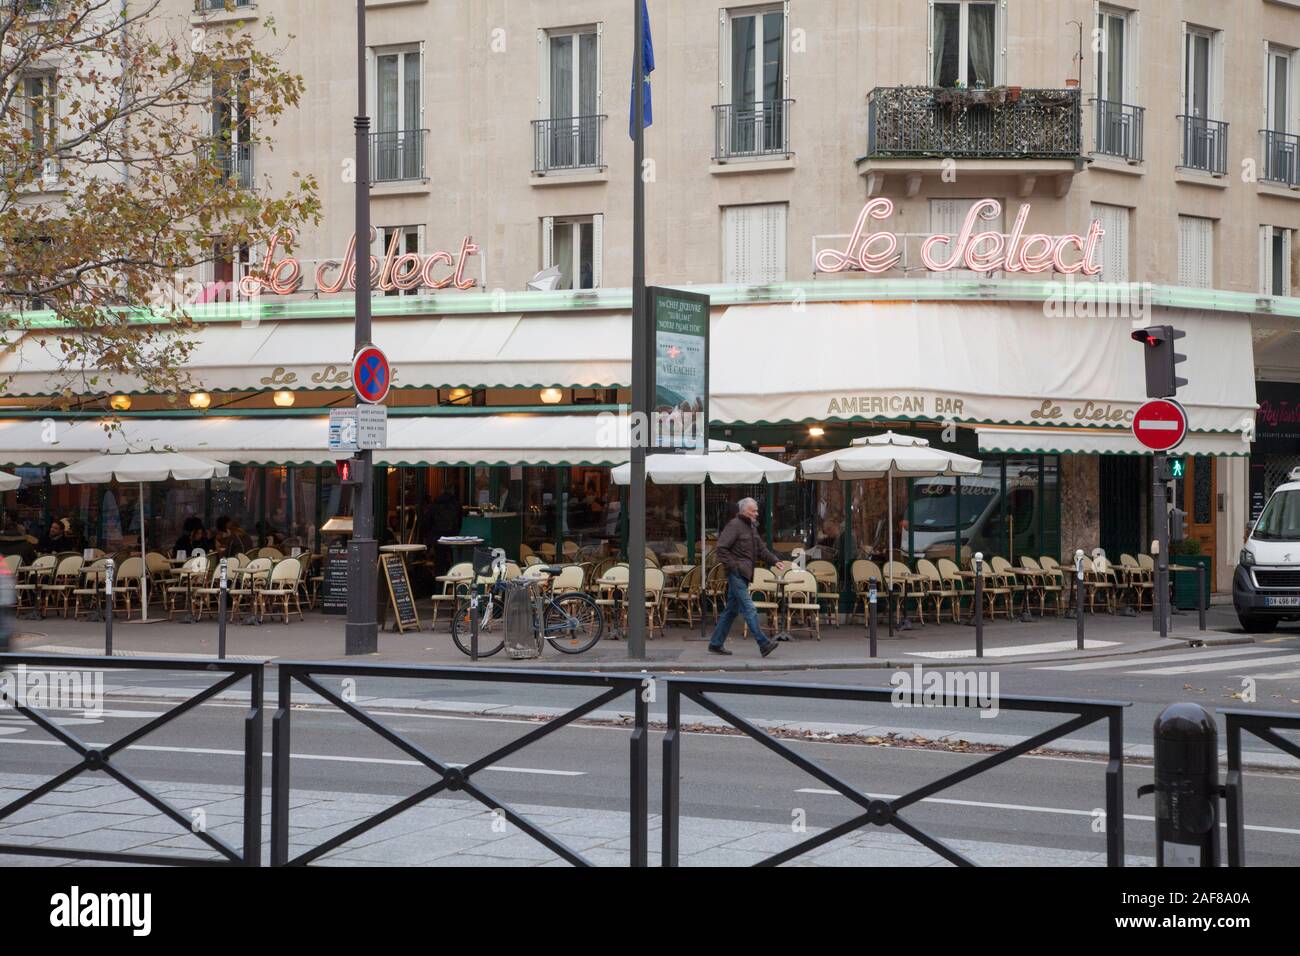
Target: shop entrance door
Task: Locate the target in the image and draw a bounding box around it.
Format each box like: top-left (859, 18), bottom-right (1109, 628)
top-left (1099, 456), bottom-right (1143, 561)
top-left (1180, 455), bottom-right (1217, 588)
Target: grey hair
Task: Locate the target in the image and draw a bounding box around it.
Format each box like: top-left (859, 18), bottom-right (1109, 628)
top-left (738, 497), bottom-right (758, 512)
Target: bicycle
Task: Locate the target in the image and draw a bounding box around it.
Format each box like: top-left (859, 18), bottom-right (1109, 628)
top-left (449, 565), bottom-right (604, 658)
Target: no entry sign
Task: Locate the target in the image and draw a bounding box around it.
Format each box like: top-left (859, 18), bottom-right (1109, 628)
top-left (352, 344), bottom-right (391, 404)
top-left (1132, 398), bottom-right (1188, 452)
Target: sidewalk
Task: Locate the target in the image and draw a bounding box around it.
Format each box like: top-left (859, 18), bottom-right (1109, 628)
top-left (9, 604), bottom-right (1249, 672)
top-left (0, 773), bottom-right (1149, 867)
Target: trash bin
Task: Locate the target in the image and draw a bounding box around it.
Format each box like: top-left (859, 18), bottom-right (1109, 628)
top-left (502, 579), bottom-right (542, 659)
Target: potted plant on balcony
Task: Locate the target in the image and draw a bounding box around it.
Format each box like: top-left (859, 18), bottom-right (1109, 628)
top-left (1006, 84), bottom-right (1022, 103)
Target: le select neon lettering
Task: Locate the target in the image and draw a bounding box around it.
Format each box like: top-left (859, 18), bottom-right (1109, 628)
top-left (240, 228), bottom-right (481, 296)
top-left (817, 198), bottom-right (1104, 276)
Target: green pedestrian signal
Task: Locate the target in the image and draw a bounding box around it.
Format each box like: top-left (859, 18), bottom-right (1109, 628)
top-left (1168, 457), bottom-right (1186, 480)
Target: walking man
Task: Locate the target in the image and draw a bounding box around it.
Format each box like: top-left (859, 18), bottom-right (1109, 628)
top-left (708, 498), bottom-right (786, 657)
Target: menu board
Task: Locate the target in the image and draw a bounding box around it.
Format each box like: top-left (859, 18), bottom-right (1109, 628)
top-left (321, 543), bottom-right (350, 615)
top-left (380, 553), bottom-right (420, 633)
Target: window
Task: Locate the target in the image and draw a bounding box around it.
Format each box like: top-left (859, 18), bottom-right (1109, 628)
top-left (24, 74), bottom-right (56, 153)
top-left (1094, 7), bottom-right (1142, 160)
top-left (1178, 215), bottom-right (1214, 289)
top-left (930, 1), bottom-right (999, 88)
top-left (1264, 45), bottom-right (1298, 185)
top-left (1261, 225), bottom-right (1293, 297)
top-left (542, 215), bottom-right (602, 290)
top-left (1180, 27), bottom-right (1226, 173)
top-left (929, 198), bottom-right (1004, 278)
top-left (539, 27), bottom-right (602, 171)
top-left (1184, 28), bottom-right (1214, 120)
top-left (718, 5), bottom-right (788, 158)
top-left (378, 225), bottom-right (423, 296)
top-left (372, 46), bottom-right (423, 181)
top-left (1090, 203), bottom-right (1130, 283)
top-left (722, 203), bottom-right (786, 284)
top-left (206, 240), bottom-right (250, 302)
top-left (211, 66), bottom-right (251, 187)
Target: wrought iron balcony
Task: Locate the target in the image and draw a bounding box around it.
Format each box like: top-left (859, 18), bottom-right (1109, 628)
top-left (532, 114), bottom-right (606, 174)
top-left (712, 99), bottom-right (793, 162)
top-left (213, 141), bottom-right (253, 188)
top-left (1260, 129), bottom-right (1300, 188)
top-left (1178, 115), bottom-right (1228, 176)
top-left (195, 0), bottom-right (253, 11)
top-left (866, 86), bottom-right (1081, 159)
top-left (1091, 99), bottom-right (1144, 163)
top-left (369, 129), bottom-right (427, 182)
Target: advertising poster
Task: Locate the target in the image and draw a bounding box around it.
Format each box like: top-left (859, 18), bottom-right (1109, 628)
top-left (649, 287), bottom-right (710, 452)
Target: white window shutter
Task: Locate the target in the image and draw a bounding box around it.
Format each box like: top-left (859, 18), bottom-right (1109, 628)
top-left (927, 0), bottom-right (935, 84)
top-left (761, 204), bottom-right (787, 283)
top-left (718, 9), bottom-right (728, 102)
top-left (783, 1), bottom-right (791, 97)
top-left (1285, 229), bottom-right (1293, 296)
top-left (1128, 10), bottom-right (1140, 105)
top-left (592, 214), bottom-right (604, 288)
top-left (997, 0), bottom-right (1008, 86)
top-left (1091, 203), bottom-right (1129, 283)
top-left (1179, 23), bottom-right (1187, 113)
top-left (595, 22), bottom-right (603, 113)
top-left (541, 216), bottom-right (555, 269)
top-left (1261, 225), bottom-right (1271, 295)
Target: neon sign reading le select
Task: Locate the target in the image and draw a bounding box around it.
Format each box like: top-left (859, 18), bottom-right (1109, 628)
top-left (816, 198), bottom-right (1104, 276)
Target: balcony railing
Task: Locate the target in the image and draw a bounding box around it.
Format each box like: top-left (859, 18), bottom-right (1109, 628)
top-left (712, 99), bottom-right (793, 161)
top-left (532, 114), bottom-right (606, 174)
top-left (1261, 129), bottom-right (1300, 187)
top-left (866, 86), bottom-right (1081, 159)
top-left (369, 129), bottom-right (427, 182)
top-left (195, 0), bottom-right (253, 11)
top-left (1178, 115), bottom-right (1228, 175)
top-left (1092, 99), bottom-right (1144, 163)
top-left (213, 142), bottom-right (252, 188)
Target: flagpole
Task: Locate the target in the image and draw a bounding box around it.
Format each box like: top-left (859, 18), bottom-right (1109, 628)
top-left (628, 0), bottom-right (647, 660)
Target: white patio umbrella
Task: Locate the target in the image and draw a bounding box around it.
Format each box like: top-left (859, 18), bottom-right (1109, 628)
top-left (800, 432), bottom-right (982, 619)
top-left (612, 439), bottom-right (796, 634)
top-left (0, 472), bottom-right (21, 492)
top-left (50, 451), bottom-right (230, 621)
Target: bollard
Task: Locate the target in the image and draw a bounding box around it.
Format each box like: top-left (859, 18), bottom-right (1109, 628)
top-left (1137, 703), bottom-right (1221, 867)
top-left (867, 578), bottom-right (878, 658)
top-left (103, 558), bottom-right (114, 656)
top-left (217, 559), bottom-right (228, 659)
top-left (1074, 549), bottom-right (1085, 650)
top-left (1197, 563), bottom-right (1207, 632)
top-left (973, 552), bottom-right (984, 658)
top-left (470, 586), bottom-right (480, 663)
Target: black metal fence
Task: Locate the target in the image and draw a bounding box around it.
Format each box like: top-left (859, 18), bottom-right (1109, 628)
top-left (1260, 129), bottom-right (1300, 187)
top-left (1092, 99), bottom-right (1144, 162)
top-left (713, 99), bottom-right (793, 161)
top-left (0, 652), bottom-right (263, 866)
top-left (1178, 115), bottom-right (1228, 175)
top-left (369, 129), bottom-right (428, 182)
top-left (531, 114), bottom-right (606, 174)
top-left (867, 86), bottom-right (1081, 159)
top-left (214, 142), bottom-right (253, 188)
top-left (661, 676), bottom-right (1128, 867)
top-left (1223, 708), bottom-right (1300, 867)
top-left (269, 661), bottom-right (648, 866)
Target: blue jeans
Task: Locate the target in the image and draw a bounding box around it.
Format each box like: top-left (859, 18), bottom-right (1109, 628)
top-left (709, 572), bottom-right (771, 649)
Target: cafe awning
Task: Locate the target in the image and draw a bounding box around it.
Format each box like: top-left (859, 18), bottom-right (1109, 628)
top-left (708, 301), bottom-right (1257, 434)
top-left (0, 413), bottom-right (628, 468)
top-left (975, 427), bottom-right (1250, 457)
top-left (0, 312), bottom-right (630, 396)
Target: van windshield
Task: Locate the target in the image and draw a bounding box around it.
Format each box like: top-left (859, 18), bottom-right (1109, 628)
top-left (1253, 489), bottom-right (1300, 541)
top-left (911, 484), bottom-right (993, 532)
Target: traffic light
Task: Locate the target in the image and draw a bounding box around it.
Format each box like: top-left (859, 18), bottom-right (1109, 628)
top-left (1131, 325), bottom-right (1187, 398)
top-left (1169, 506), bottom-right (1189, 543)
top-left (1163, 456), bottom-right (1186, 481)
top-left (336, 457), bottom-right (367, 486)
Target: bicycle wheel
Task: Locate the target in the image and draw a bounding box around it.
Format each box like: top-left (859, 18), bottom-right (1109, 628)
top-left (543, 592), bottom-right (604, 654)
top-left (450, 594), bottom-right (505, 657)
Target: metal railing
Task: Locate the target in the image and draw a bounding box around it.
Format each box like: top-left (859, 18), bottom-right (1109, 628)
top-left (1223, 708), bottom-right (1300, 866)
top-left (369, 129), bottom-right (428, 182)
top-left (1178, 115), bottom-right (1229, 175)
top-left (196, 0), bottom-right (254, 11)
top-left (866, 86), bottom-right (1082, 159)
top-left (213, 141), bottom-right (253, 188)
top-left (1260, 129), bottom-right (1300, 187)
top-left (661, 676), bottom-right (1128, 867)
top-left (0, 653), bottom-right (263, 866)
top-left (1092, 99), bottom-right (1144, 162)
top-left (531, 114), bottom-right (606, 174)
top-left (269, 661), bottom-right (649, 866)
top-left (713, 99), bottom-right (793, 161)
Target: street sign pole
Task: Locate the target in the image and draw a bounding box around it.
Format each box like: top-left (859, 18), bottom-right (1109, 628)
top-left (1153, 451), bottom-right (1168, 638)
top-left (347, 0), bottom-right (378, 656)
top-left (628, 0), bottom-right (647, 660)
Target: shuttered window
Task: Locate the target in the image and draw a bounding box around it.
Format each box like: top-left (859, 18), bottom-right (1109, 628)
top-left (1261, 224), bottom-right (1293, 296)
top-left (722, 203), bottom-right (787, 284)
top-left (1177, 215), bottom-right (1214, 288)
top-left (1090, 202), bottom-right (1130, 282)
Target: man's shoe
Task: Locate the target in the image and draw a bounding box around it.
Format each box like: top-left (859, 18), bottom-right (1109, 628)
top-left (760, 639), bottom-right (778, 658)
top-left (707, 645), bottom-right (733, 656)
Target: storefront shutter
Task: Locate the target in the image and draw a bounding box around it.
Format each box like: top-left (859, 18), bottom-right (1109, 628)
top-left (1090, 203), bottom-right (1129, 282)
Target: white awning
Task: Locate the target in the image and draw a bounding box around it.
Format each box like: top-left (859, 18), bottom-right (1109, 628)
top-left (709, 301), bottom-right (1257, 433)
top-left (0, 414), bottom-right (628, 468)
top-left (0, 312), bottom-right (630, 396)
top-left (976, 427), bottom-right (1250, 457)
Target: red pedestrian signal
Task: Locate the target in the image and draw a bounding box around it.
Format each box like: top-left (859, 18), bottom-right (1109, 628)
top-left (1130, 325), bottom-right (1187, 398)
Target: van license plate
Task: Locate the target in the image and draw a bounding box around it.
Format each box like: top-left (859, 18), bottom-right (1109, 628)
top-left (1264, 596), bottom-right (1300, 607)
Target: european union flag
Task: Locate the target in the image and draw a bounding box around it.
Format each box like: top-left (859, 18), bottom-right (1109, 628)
top-left (630, 0), bottom-right (654, 140)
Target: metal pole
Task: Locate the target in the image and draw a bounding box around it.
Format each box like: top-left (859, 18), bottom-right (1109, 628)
top-left (1153, 451), bottom-right (1168, 639)
top-left (1075, 548), bottom-right (1086, 650)
top-left (1198, 562), bottom-right (1207, 631)
top-left (627, 0), bottom-right (648, 660)
top-left (973, 552), bottom-right (984, 658)
top-left (347, 0), bottom-right (378, 655)
top-left (217, 559), bottom-right (228, 659)
top-left (103, 558), bottom-right (114, 656)
top-left (867, 578), bottom-right (878, 658)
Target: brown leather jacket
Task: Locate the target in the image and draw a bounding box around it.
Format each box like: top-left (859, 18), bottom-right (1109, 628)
top-left (714, 514), bottom-right (780, 582)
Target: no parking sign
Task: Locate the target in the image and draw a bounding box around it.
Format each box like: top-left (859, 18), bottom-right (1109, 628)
top-left (352, 344), bottom-right (391, 404)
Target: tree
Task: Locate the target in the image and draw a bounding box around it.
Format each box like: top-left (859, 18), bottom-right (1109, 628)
top-left (0, 0), bottom-right (320, 402)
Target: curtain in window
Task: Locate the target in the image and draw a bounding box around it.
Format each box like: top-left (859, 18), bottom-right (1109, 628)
top-left (932, 3), bottom-right (959, 86)
top-left (403, 53), bottom-right (420, 177)
top-left (550, 35), bottom-right (574, 167)
top-left (967, 3), bottom-right (996, 88)
top-left (730, 16), bottom-right (758, 154)
top-left (579, 33), bottom-right (598, 165)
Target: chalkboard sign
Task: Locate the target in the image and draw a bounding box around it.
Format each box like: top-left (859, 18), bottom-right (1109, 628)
top-left (322, 544), bottom-right (349, 615)
top-left (381, 553), bottom-right (420, 633)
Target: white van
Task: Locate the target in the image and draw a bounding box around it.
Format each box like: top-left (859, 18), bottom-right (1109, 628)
top-left (909, 471), bottom-right (1039, 561)
top-left (1234, 466), bottom-right (1300, 633)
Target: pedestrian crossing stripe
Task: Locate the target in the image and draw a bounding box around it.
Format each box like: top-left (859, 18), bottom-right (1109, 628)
top-left (1135, 653), bottom-right (1300, 676)
top-left (909, 640), bottom-right (1119, 660)
top-left (1035, 646), bottom-right (1282, 672)
top-left (1034, 646), bottom-right (1300, 676)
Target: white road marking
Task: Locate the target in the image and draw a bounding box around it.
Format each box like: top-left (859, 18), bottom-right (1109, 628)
top-left (21, 645), bottom-right (273, 662)
top-left (1131, 653), bottom-right (1300, 676)
top-left (792, 788), bottom-right (1300, 836)
top-left (1034, 647), bottom-right (1285, 672)
top-left (909, 640), bottom-right (1119, 660)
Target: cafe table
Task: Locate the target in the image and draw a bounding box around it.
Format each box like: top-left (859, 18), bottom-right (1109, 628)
top-left (595, 572), bottom-right (629, 641)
